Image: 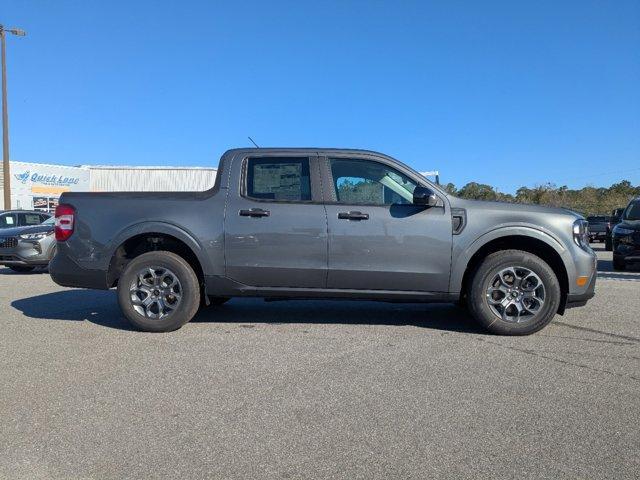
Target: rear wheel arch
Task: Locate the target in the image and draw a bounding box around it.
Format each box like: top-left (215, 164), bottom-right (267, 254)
top-left (107, 226), bottom-right (206, 288)
top-left (457, 234), bottom-right (569, 313)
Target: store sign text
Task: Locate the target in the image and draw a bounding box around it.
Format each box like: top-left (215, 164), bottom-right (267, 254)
top-left (14, 171), bottom-right (81, 187)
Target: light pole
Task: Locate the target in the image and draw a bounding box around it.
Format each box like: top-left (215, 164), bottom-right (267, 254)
top-left (1, 25), bottom-right (26, 210)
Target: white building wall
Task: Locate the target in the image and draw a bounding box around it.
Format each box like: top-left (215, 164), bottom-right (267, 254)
top-left (88, 167), bottom-right (217, 192)
top-left (8, 161), bottom-right (90, 210)
top-left (5, 162), bottom-right (218, 210)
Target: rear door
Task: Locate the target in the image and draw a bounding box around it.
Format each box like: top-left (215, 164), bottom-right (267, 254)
top-left (224, 155), bottom-right (328, 288)
top-left (322, 156), bottom-right (452, 292)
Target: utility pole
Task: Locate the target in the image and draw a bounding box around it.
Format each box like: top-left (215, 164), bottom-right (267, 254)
top-left (1, 25), bottom-right (26, 210)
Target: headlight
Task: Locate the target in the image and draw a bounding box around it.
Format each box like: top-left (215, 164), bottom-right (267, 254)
top-left (612, 225), bottom-right (634, 236)
top-left (18, 232), bottom-right (51, 240)
top-left (573, 219), bottom-right (590, 249)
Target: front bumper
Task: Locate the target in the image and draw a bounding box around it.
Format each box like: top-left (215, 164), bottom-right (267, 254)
top-left (0, 237), bottom-right (54, 266)
top-left (562, 243), bottom-right (597, 312)
top-left (612, 233), bottom-right (640, 264)
top-left (565, 270), bottom-right (596, 309)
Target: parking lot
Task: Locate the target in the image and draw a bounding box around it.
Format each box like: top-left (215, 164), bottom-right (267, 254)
top-left (1, 245), bottom-right (638, 479)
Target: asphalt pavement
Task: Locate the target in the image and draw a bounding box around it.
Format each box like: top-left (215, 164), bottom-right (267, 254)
top-left (1, 245), bottom-right (638, 479)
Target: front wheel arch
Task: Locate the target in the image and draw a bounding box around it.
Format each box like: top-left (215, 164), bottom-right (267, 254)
top-left (459, 235), bottom-right (569, 314)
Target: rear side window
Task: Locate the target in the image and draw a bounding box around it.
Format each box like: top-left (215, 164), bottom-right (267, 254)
top-left (23, 213), bottom-right (43, 225)
top-left (246, 157), bottom-right (311, 202)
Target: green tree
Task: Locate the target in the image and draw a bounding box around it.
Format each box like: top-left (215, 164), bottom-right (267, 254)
top-left (457, 182), bottom-right (498, 201)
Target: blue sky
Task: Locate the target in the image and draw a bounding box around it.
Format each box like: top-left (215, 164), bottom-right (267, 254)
top-left (3, 0), bottom-right (639, 192)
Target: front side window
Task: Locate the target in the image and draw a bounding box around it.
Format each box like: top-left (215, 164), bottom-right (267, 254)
top-left (624, 201), bottom-right (640, 221)
top-left (0, 214), bottom-right (17, 228)
top-left (246, 157), bottom-right (311, 202)
top-left (329, 158), bottom-right (418, 205)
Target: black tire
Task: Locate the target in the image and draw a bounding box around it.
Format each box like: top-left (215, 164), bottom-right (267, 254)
top-left (9, 265), bottom-right (36, 273)
top-left (605, 237), bottom-right (613, 251)
top-left (467, 250), bottom-right (561, 335)
top-left (206, 296), bottom-right (230, 306)
top-left (613, 257), bottom-right (625, 271)
top-left (117, 251), bottom-right (200, 332)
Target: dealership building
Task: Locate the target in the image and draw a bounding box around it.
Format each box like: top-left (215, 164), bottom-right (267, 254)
top-left (0, 161), bottom-right (218, 211)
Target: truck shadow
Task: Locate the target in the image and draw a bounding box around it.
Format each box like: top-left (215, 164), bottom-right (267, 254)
top-left (0, 267), bottom-right (50, 275)
top-left (11, 290), bottom-right (483, 334)
top-left (193, 299), bottom-right (483, 333)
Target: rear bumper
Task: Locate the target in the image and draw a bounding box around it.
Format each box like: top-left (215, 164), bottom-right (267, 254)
top-left (49, 249), bottom-right (109, 289)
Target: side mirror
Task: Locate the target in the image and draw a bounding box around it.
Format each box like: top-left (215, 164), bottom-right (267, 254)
top-left (413, 186), bottom-right (438, 207)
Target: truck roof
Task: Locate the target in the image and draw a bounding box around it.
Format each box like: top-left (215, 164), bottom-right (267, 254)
top-left (223, 147), bottom-right (399, 158)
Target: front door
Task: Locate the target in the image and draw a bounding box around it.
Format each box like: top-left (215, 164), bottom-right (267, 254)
top-left (224, 155), bottom-right (328, 288)
top-left (323, 157), bottom-right (452, 292)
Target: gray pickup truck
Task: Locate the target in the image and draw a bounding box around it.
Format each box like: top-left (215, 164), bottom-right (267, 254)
top-left (50, 148), bottom-right (597, 334)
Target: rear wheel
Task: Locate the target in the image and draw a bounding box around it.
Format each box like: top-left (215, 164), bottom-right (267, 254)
top-left (9, 265), bottom-right (36, 273)
top-left (467, 250), bottom-right (561, 335)
top-left (117, 251), bottom-right (200, 332)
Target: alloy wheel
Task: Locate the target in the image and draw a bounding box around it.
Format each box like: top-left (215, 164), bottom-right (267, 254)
top-left (129, 266), bottom-right (183, 319)
top-left (486, 266), bottom-right (546, 323)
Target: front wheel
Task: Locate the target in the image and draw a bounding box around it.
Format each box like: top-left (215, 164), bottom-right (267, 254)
top-left (117, 251), bottom-right (201, 332)
top-left (467, 250), bottom-right (561, 335)
top-left (613, 257), bottom-right (625, 271)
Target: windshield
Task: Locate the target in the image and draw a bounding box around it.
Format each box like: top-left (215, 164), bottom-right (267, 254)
top-left (41, 217), bottom-right (55, 226)
top-left (624, 201), bottom-right (640, 221)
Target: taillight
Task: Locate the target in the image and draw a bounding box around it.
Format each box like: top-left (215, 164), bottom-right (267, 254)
top-left (55, 204), bottom-right (75, 241)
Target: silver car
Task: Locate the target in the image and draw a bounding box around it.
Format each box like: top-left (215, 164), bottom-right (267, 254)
top-left (0, 216), bottom-right (56, 272)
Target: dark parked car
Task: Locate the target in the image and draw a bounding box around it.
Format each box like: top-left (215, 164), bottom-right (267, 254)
top-left (586, 215), bottom-right (609, 243)
top-left (605, 208), bottom-right (625, 251)
top-left (611, 198), bottom-right (640, 270)
top-left (50, 148), bottom-right (597, 335)
top-left (0, 216), bottom-right (57, 272)
top-left (0, 210), bottom-right (51, 229)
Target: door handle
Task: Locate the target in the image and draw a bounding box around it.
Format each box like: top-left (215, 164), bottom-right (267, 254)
top-left (338, 211), bottom-right (369, 221)
top-left (239, 208), bottom-right (270, 218)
